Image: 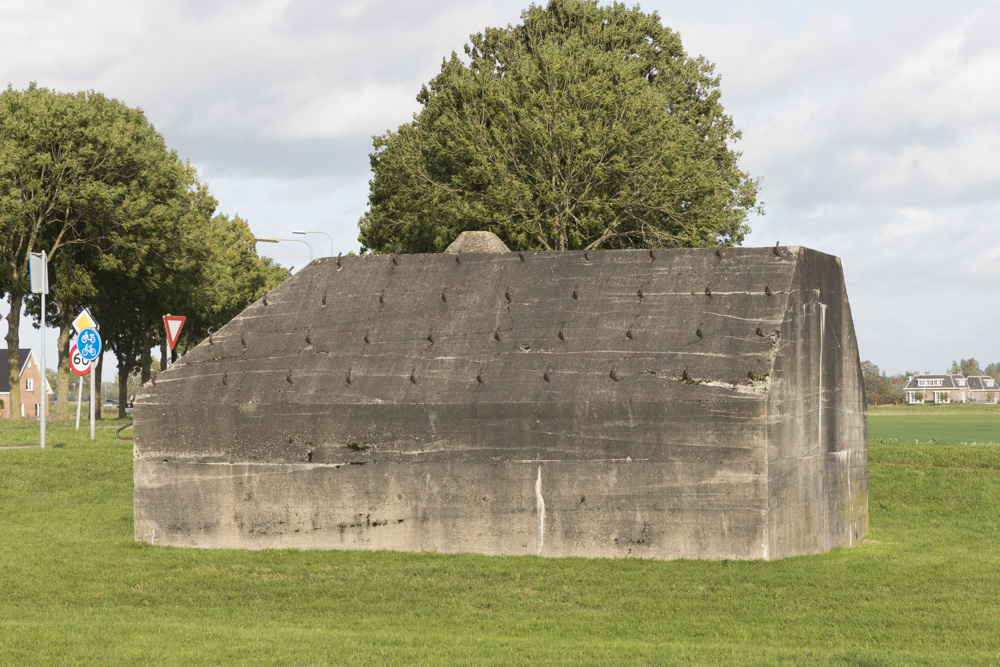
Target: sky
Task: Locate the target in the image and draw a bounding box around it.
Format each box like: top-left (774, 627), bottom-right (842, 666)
top-left (2, 0), bottom-right (998, 378)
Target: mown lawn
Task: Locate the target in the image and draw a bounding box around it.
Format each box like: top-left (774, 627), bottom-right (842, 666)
top-left (1, 416), bottom-right (999, 665)
top-left (868, 404), bottom-right (1000, 445)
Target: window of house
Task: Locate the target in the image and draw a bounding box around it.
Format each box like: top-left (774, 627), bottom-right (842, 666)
top-left (917, 378), bottom-right (943, 388)
top-left (986, 378), bottom-right (996, 388)
top-left (25, 378), bottom-right (33, 392)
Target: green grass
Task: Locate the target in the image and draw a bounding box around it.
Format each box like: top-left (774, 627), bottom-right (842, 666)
top-left (869, 402), bottom-right (1000, 416)
top-left (869, 403), bottom-right (1000, 444)
top-left (2, 417), bottom-right (999, 665)
top-left (869, 415), bottom-right (1000, 445)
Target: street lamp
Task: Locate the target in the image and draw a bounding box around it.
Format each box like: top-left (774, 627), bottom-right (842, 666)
top-left (254, 237), bottom-right (314, 263)
top-left (293, 230), bottom-right (335, 258)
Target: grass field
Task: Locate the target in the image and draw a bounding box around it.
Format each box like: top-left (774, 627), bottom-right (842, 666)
top-left (868, 403), bottom-right (1000, 445)
top-left (2, 413), bottom-right (999, 665)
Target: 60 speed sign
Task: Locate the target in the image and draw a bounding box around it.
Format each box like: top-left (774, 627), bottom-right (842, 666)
top-left (69, 344), bottom-right (92, 376)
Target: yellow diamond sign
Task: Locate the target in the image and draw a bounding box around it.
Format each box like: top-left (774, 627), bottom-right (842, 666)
top-left (72, 309), bottom-right (97, 335)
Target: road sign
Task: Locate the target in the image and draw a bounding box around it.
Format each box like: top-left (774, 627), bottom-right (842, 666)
top-left (72, 309), bottom-right (97, 335)
top-left (78, 327), bottom-right (102, 362)
top-left (29, 252), bottom-right (48, 294)
top-left (163, 315), bottom-right (186, 350)
top-left (69, 344), bottom-right (92, 376)
top-left (30, 250), bottom-right (49, 449)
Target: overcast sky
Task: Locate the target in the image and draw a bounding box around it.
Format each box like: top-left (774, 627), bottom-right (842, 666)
top-left (2, 0), bottom-right (998, 377)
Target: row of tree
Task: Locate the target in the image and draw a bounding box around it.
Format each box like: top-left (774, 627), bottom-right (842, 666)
top-left (1, 84), bottom-right (286, 420)
top-left (862, 358), bottom-right (1000, 404)
top-left (947, 358), bottom-right (1000, 380)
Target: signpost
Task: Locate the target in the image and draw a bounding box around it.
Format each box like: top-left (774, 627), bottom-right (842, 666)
top-left (71, 310), bottom-right (98, 431)
top-left (28, 251), bottom-right (48, 449)
top-left (78, 327), bottom-right (102, 441)
top-left (163, 315), bottom-right (186, 352)
top-left (69, 343), bottom-right (91, 430)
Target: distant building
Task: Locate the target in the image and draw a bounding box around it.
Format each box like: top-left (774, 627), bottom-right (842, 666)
top-left (0, 349), bottom-right (54, 418)
top-left (966, 376), bottom-right (1000, 403)
top-left (901, 373), bottom-right (1000, 404)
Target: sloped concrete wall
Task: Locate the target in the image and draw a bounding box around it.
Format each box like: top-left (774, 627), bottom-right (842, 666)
top-left (134, 245), bottom-right (866, 559)
top-left (765, 251), bottom-right (868, 558)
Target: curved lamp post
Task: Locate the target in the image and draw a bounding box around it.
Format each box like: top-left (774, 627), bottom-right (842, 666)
top-left (292, 230), bottom-right (335, 258)
top-left (254, 237), bottom-right (314, 263)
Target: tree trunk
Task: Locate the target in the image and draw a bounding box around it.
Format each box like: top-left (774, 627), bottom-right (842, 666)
top-left (140, 326), bottom-right (152, 384)
top-left (69, 375), bottom-right (82, 421)
top-left (55, 311), bottom-right (72, 420)
top-left (4, 292), bottom-right (24, 421)
top-left (118, 355), bottom-right (129, 419)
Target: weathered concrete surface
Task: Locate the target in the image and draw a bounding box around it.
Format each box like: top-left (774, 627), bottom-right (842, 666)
top-left (134, 245), bottom-right (867, 559)
top-left (444, 231), bottom-right (511, 254)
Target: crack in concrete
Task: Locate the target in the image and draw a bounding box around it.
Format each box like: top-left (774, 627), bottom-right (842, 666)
top-left (535, 465), bottom-right (546, 556)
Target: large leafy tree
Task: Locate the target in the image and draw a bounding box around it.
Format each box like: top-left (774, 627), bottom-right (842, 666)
top-left (92, 169), bottom-right (287, 418)
top-left (950, 358), bottom-right (984, 377)
top-left (90, 160), bottom-right (209, 418)
top-left (861, 360), bottom-right (897, 405)
top-left (359, 0), bottom-right (761, 254)
top-left (985, 362), bottom-right (1000, 383)
top-left (1, 84), bottom-right (182, 419)
top-left (2, 84), bottom-right (284, 419)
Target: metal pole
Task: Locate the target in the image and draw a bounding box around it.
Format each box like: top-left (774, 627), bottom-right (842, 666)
top-left (254, 237), bottom-right (314, 262)
top-left (292, 230), bottom-right (335, 257)
top-left (90, 359), bottom-right (95, 441)
top-left (75, 374), bottom-right (83, 429)
top-left (39, 251), bottom-right (46, 449)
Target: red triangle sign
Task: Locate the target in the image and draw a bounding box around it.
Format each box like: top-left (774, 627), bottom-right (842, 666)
top-left (163, 315), bottom-right (186, 350)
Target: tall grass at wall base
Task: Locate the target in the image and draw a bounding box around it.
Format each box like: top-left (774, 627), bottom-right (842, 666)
top-left (1, 418), bottom-right (999, 665)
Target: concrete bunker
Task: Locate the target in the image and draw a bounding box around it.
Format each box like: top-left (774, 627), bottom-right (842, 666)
top-left (134, 238), bottom-right (867, 560)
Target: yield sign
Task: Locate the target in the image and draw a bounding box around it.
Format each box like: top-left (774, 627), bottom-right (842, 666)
top-left (163, 315), bottom-right (186, 350)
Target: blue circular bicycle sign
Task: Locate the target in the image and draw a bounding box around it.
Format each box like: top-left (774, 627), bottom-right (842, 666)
top-left (78, 327), bottom-right (102, 362)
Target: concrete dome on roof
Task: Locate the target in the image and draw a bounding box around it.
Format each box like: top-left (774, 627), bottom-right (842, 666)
top-left (443, 231), bottom-right (510, 254)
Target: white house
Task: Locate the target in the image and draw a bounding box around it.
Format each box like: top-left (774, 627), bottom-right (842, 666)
top-left (901, 373), bottom-right (999, 404)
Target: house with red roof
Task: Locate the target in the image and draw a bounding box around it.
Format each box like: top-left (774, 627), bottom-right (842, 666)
top-left (0, 349), bottom-right (54, 418)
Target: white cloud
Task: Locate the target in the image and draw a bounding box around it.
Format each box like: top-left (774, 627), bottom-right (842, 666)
top-left (267, 83), bottom-right (420, 140)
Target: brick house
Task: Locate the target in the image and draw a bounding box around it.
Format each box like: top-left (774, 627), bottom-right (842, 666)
top-left (901, 373), bottom-right (1000, 404)
top-left (0, 348), bottom-right (54, 418)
